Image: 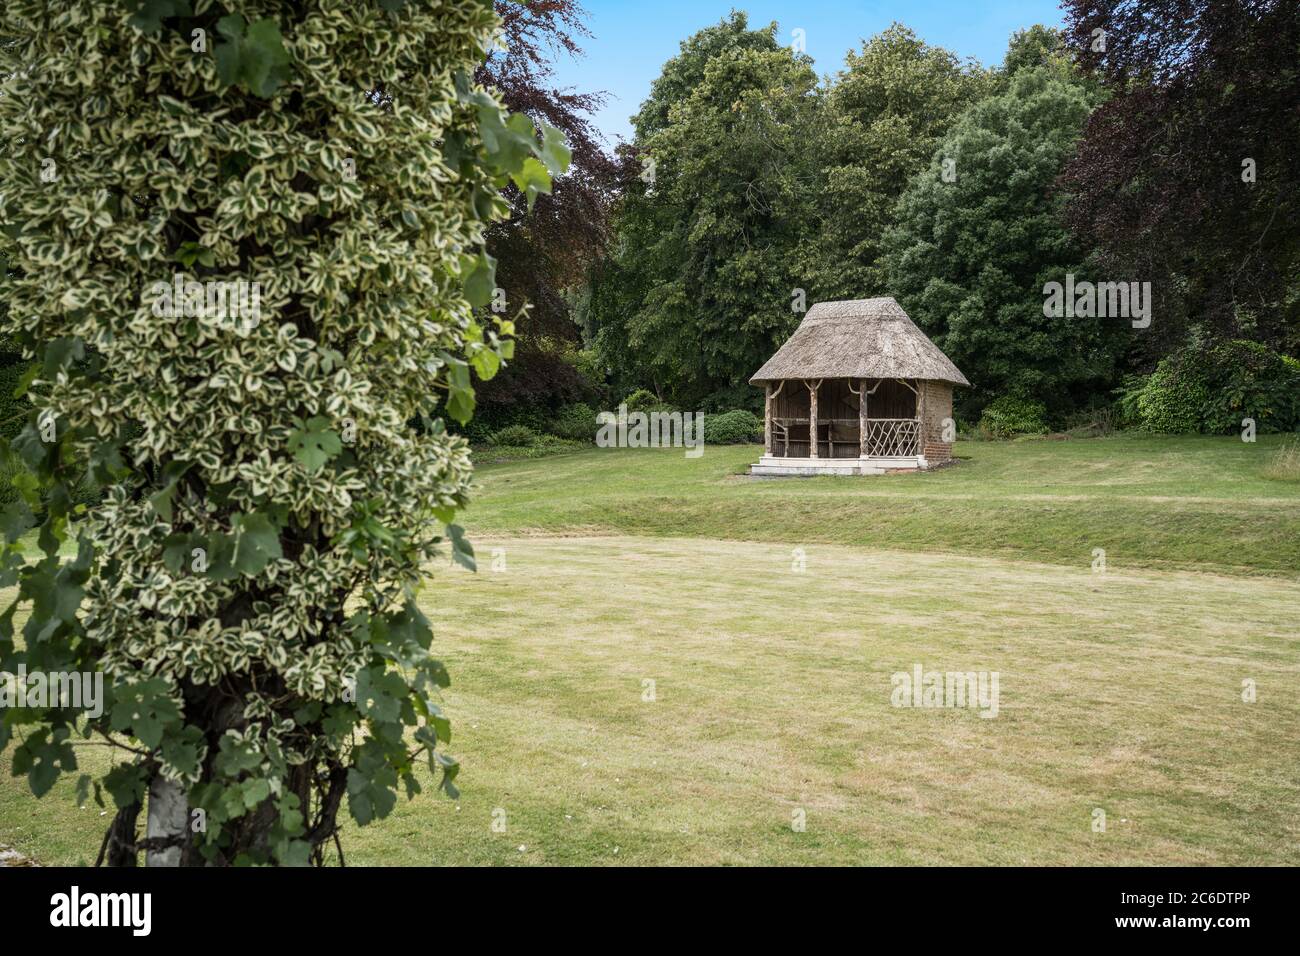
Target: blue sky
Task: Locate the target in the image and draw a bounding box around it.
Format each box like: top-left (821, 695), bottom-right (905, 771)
top-left (546, 1), bottom-right (1067, 145)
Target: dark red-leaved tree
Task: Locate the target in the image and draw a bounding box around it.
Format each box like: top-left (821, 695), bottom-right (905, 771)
top-left (1059, 0), bottom-right (1300, 359)
top-left (474, 0), bottom-right (620, 426)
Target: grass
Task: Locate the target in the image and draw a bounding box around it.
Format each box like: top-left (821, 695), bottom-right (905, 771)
top-left (463, 434), bottom-right (1300, 578)
top-left (1262, 437), bottom-right (1300, 482)
top-left (2, 434), bottom-right (1298, 865)
top-left (468, 437), bottom-right (588, 465)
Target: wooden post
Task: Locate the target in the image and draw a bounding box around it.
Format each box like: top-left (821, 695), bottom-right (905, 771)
top-left (764, 384), bottom-right (772, 455)
top-left (808, 380), bottom-right (818, 458)
top-left (917, 379), bottom-right (926, 458)
top-left (859, 378), bottom-right (868, 458)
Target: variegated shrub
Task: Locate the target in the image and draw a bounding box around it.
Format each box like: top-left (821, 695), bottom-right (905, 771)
top-left (0, 0), bottom-right (565, 865)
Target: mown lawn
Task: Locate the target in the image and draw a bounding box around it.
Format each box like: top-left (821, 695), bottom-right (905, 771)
top-left (2, 434), bottom-right (1298, 865)
top-left (465, 434), bottom-right (1300, 577)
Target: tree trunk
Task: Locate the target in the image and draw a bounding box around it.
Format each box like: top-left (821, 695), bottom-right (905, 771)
top-left (102, 800), bottom-right (141, 866)
top-left (146, 775), bottom-right (188, 867)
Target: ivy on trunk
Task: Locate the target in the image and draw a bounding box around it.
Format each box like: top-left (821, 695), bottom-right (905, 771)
top-left (0, 0), bottom-right (565, 865)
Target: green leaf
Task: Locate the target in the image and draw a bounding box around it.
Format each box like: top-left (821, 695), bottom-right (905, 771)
top-left (355, 666), bottom-right (408, 723)
top-left (242, 778), bottom-right (271, 810)
top-left (48, 572), bottom-right (84, 625)
top-left (242, 19), bottom-right (294, 97)
top-left (434, 751), bottom-right (460, 799)
top-left (214, 15), bottom-right (294, 99)
top-left (275, 793), bottom-right (305, 837)
top-left (214, 734), bottom-right (262, 778)
top-left (128, 0), bottom-right (193, 34)
top-left (417, 656), bottom-right (451, 691)
top-left (149, 485), bottom-right (179, 523)
top-left (386, 601), bottom-right (433, 651)
top-left (347, 765), bottom-right (398, 826)
top-left (13, 363), bottom-right (39, 399)
top-left (42, 336), bottom-right (85, 378)
top-left (461, 252), bottom-right (496, 309)
top-left (174, 241), bottom-right (214, 269)
top-left (103, 763), bottom-right (147, 809)
top-left (204, 532), bottom-right (238, 582)
top-left (321, 704), bottom-right (357, 740)
top-left (539, 121), bottom-right (572, 178)
top-left (1, 500), bottom-right (36, 544)
top-left (287, 416), bottom-right (343, 473)
top-left (147, 460), bottom-right (193, 523)
top-left (162, 533), bottom-right (199, 573)
top-left (274, 838), bottom-right (312, 867)
top-left (292, 701), bottom-right (322, 726)
top-left (109, 679), bottom-right (181, 750)
top-left (510, 156), bottom-right (552, 211)
top-left (475, 99), bottom-right (538, 176)
top-left (469, 345), bottom-right (502, 381)
top-left (88, 438), bottom-right (129, 487)
top-left (12, 422), bottom-right (55, 476)
top-left (429, 713), bottom-right (451, 745)
top-left (160, 725), bottom-right (205, 777)
top-left (444, 359), bottom-right (475, 425)
top-left (446, 523), bottom-right (475, 571)
top-left (230, 512), bottom-right (283, 576)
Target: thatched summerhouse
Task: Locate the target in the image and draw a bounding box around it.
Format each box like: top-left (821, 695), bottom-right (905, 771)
top-left (749, 297), bottom-right (969, 476)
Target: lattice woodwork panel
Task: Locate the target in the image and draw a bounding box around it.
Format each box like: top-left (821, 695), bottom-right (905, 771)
top-left (864, 418), bottom-right (919, 457)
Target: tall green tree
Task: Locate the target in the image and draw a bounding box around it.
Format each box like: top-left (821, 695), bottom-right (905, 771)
top-left (1001, 25), bottom-right (1070, 79)
top-left (0, 0), bottom-right (562, 865)
top-left (882, 66), bottom-right (1121, 412)
top-left (590, 14), bottom-right (819, 407)
top-left (629, 10), bottom-right (787, 143)
top-left (808, 24), bottom-right (992, 299)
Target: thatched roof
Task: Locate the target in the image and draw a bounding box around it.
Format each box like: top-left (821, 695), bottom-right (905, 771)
top-left (750, 297), bottom-right (970, 387)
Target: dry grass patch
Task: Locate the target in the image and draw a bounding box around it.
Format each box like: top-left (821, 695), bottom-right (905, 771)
top-left (393, 535), bottom-right (1297, 864)
top-left (1262, 438), bottom-right (1300, 482)
top-left (3, 532), bottom-right (1297, 866)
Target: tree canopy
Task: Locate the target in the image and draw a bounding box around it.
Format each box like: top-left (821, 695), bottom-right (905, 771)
top-left (590, 14), bottom-right (819, 407)
top-left (1060, 0), bottom-right (1300, 358)
top-left (808, 24), bottom-right (993, 299)
top-left (585, 6), bottom-right (1289, 422)
top-left (882, 66), bottom-right (1124, 410)
top-left (474, 0), bottom-right (617, 432)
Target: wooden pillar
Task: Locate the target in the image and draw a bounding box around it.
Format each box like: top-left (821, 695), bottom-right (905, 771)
top-left (808, 380), bottom-right (818, 459)
top-left (859, 378), bottom-right (868, 458)
top-left (917, 379), bottom-right (926, 457)
top-left (764, 384), bottom-right (772, 455)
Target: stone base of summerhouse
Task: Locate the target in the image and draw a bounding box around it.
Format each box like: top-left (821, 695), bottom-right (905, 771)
top-left (749, 454), bottom-right (932, 477)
